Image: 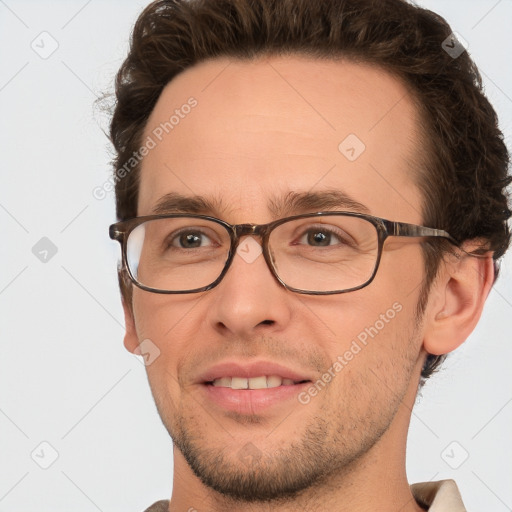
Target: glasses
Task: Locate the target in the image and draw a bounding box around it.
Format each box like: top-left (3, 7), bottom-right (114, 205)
top-left (109, 212), bottom-right (457, 295)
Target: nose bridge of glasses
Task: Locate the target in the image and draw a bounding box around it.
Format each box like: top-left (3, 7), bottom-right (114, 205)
top-left (233, 223), bottom-right (266, 241)
top-left (229, 222), bottom-right (279, 284)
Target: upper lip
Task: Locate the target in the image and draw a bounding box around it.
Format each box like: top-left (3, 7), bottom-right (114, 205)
top-left (197, 360), bottom-right (314, 384)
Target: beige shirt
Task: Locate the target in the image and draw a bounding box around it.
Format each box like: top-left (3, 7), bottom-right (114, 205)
top-left (143, 479), bottom-right (466, 511)
top-left (411, 479), bottom-right (467, 511)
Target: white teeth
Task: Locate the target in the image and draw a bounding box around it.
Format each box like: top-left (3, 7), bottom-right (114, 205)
top-left (231, 377), bottom-right (248, 389)
top-left (214, 377), bottom-right (232, 387)
top-left (266, 376), bottom-right (282, 388)
top-left (248, 376), bottom-right (268, 389)
top-left (211, 375), bottom-right (299, 389)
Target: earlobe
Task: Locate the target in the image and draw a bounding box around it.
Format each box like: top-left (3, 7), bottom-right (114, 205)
top-left (122, 297), bottom-right (140, 354)
top-left (423, 250), bottom-right (495, 356)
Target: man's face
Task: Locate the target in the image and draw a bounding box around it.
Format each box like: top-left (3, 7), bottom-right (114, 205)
top-left (127, 56), bottom-right (431, 501)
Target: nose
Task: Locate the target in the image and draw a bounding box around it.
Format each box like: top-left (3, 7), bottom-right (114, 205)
top-left (206, 236), bottom-right (292, 337)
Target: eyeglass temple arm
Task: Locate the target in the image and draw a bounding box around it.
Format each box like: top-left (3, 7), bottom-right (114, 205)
top-left (388, 221), bottom-right (456, 242)
top-left (388, 221), bottom-right (490, 258)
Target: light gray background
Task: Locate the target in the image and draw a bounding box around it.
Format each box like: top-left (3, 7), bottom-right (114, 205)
top-left (0, 1), bottom-right (511, 510)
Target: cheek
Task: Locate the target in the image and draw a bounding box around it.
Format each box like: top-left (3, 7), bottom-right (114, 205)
top-left (309, 246), bottom-right (425, 381)
top-left (322, 297), bottom-right (421, 411)
top-left (131, 292), bottom-right (205, 422)
top-left (132, 291), bottom-right (202, 341)
top-left (314, 264), bottom-right (421, 348)
top-left (131, 291), bottom-right (205, 390)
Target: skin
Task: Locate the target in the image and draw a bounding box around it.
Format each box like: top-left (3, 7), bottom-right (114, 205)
top-left (122, 56), bottom-right (494, 511)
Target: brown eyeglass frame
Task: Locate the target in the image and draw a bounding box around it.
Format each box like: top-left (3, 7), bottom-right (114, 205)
top-left (109, 211), bottom-right (459, 295)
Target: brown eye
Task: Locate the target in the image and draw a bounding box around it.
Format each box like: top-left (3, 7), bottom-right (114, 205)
top-left (176, 232), bottom-right (204, 248)
top-left (307, 230), bottom-right (332, 246)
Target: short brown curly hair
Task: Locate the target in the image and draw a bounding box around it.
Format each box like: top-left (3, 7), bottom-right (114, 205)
top-left (109, 0), bottom-right (511, 379)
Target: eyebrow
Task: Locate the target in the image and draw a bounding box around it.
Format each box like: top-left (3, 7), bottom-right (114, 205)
top-left (150, 190), bottom-right (370, 218)
top-left (151, 192), bottom-right (227, 216)
top-left (268, 190), bottom-right (370, 217)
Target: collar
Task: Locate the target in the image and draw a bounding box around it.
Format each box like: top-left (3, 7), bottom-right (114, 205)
top-left (411, 479), bottom-right (466, 511)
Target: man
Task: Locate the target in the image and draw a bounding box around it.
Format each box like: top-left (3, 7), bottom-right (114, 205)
top-left (108, 0), bottom-right (510, 510)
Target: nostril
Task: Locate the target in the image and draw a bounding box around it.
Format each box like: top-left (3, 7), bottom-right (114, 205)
top-left (259, 319), bottom-right (274, 326)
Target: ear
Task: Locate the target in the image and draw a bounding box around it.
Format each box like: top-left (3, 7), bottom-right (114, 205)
top-left (122, 297), bottom-right (140, 354)
top-left (422, 247), bottom-right (495, 356)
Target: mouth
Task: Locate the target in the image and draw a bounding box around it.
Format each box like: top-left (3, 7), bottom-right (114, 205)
top-left (200, 377), bottom-right (312, 415)
top-left (197, 361), bottom-right (314, 414)
top-left (205, 376), bottom-right (311, 389)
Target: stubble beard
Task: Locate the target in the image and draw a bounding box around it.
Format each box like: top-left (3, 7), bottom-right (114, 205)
top-left (148, 305), bottom-right (425, 505)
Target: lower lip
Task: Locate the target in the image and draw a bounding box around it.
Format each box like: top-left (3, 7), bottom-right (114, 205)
top-left (202, 382), bottom-right (311, 414)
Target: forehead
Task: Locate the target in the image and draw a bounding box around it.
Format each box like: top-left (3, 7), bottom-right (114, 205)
top-left (138, 55), bottom-right (424, 223)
